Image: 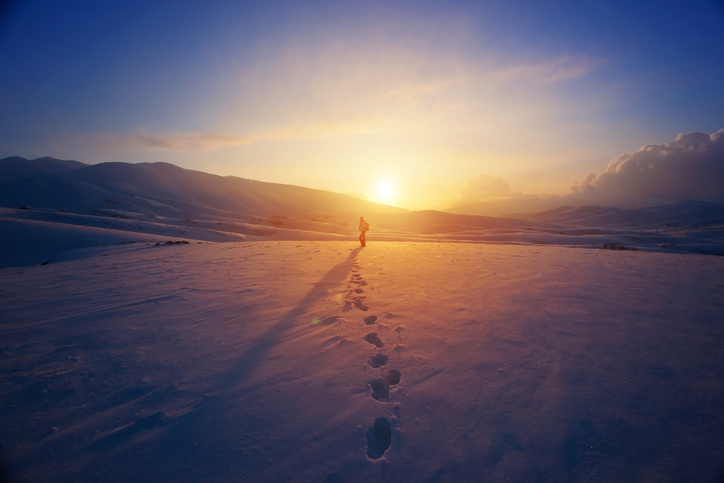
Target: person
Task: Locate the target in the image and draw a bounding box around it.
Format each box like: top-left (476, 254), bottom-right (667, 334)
top-left (359, 216), bottom-right (369, 247)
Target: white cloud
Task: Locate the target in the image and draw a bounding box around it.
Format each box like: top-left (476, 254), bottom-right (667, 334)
top-left (572, 129), bottom-right (724, 205)
top-left (451, 129), bottom-right (724, 216)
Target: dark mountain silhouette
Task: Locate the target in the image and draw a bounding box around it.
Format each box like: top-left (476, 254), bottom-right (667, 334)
top-left (0, 156), bottom-right (88, 184)
top-left (0, 157), bottom-right (406, 218)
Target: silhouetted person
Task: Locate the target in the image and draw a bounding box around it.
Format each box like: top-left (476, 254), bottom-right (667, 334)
top-left (359, 216), bottom-right (369, 246)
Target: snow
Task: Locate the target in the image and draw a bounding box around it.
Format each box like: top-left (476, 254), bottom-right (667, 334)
top-left (2, 157), bottom-right (724, 480)
top-left (2, 240), bottom-right (724, 482)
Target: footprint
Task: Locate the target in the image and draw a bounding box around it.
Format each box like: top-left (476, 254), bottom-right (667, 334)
top-left (353, 297), bottom-right (369, 311)
top-left (367, 378), bottom-right (389, 402)
top-left (354, 288), bottom-right (364, 294)
top-left (366, 417), bottom-right (392, 459)
top-left (386, 370), bottom-right (401, 386)
top-left (364, 315), bottom-right (378, 325)
top-left (383, 313), bottom-right (399, 319)
top-left (368, 354), bottom-right (388, 368)
top-left (364, 333), bottom-right (384, 348)
top-left (366, 369), bottom-right (401, 400)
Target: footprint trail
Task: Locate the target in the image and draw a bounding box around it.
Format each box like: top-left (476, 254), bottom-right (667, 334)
top-left (311, 249), bottom-right (405, 463)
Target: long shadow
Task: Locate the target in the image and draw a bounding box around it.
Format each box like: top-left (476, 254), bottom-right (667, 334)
top-left (81, 247), bottom-right (364, 470)
top-left (210, 246), bottom-right (363, 395)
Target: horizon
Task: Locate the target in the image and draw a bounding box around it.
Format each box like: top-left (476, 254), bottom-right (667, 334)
top-left (2, 3), bottom-right (724, 478)
top-left (2, 146), bottom-right (723, 215)
top-left (1, 1), bottom-right (723, 212)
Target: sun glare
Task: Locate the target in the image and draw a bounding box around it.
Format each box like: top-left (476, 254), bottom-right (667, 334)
top-left (375, 179), bottom-right (396, 205)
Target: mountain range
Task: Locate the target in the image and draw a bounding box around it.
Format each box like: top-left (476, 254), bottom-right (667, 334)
top-left (1, 156), bottom-right (722, 268)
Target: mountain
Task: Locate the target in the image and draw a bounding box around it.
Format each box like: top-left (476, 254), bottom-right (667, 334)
top-left (1, 156), bottom-right (722, 269)
top-left (0, 156), bottom-right (88, 184)
top-left (445, 193), bottom-right (565, 218)
top-left (0, 157), bottom-right (406, 218)
top-left (506, 200), bottom-right (724, 228)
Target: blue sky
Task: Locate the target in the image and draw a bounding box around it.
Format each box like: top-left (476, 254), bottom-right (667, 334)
top-left (1, 0), bottom-right (722, 208)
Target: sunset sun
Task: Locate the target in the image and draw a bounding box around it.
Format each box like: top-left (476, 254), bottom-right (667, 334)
top-left (375, 179), bottom-right (396, 205)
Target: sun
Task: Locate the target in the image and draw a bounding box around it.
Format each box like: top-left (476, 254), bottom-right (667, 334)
top-left (375, 179), bottom-right (396, 205)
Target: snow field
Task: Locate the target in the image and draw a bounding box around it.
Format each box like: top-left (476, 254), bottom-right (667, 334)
top-left (1, 241), bottom-right (724, 481)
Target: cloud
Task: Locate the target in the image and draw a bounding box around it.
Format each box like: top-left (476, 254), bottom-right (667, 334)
top-left (220, 39), bottom-right (603, 147)
top-left (572, 129), bottom-right (724, 204)
top-left (451, 129), bottom-right (724, 216)
top-left (60, 118), bottom-right (389, 153)
top-left (54, 131), bottom-right (252, 153)
top-left (449, 175), bottom-right (564, 216)
top-left (57, 38), bottom-right (602, 156)
top-left (487, 55), bottom-right (598, 84)
top-left (134, 133), bottom-right (252, 151)
top-left (458, 174), bottom-right (514, 205)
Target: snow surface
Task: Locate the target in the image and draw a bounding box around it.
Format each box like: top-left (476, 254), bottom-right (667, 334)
top-left (2, 240), bottom-right (724, 482)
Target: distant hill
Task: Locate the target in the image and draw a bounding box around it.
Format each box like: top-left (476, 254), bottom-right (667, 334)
top-left (445, 193), bottom-right (565, 218)
top-left (0, 156), bottom-right (88, 184)
top-left (1, 156), bottom-right (722, 268)
top-left (0, 156), bottom-right (407, 218)
top-left (506, 200), bottom-right (724, 228)
top-left (371, 210), bottom-right (526, 234)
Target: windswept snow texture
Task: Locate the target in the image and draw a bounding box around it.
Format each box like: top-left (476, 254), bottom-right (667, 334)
top-left (1, 241), bottom-right (724, 482)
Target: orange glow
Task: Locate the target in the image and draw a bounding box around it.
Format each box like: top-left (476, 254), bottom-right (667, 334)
top-left (375, 179), bottom-right (396, 205)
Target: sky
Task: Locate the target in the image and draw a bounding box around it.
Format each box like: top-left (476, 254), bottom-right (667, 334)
top-left (1, 0), bottom-right (723, 210)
